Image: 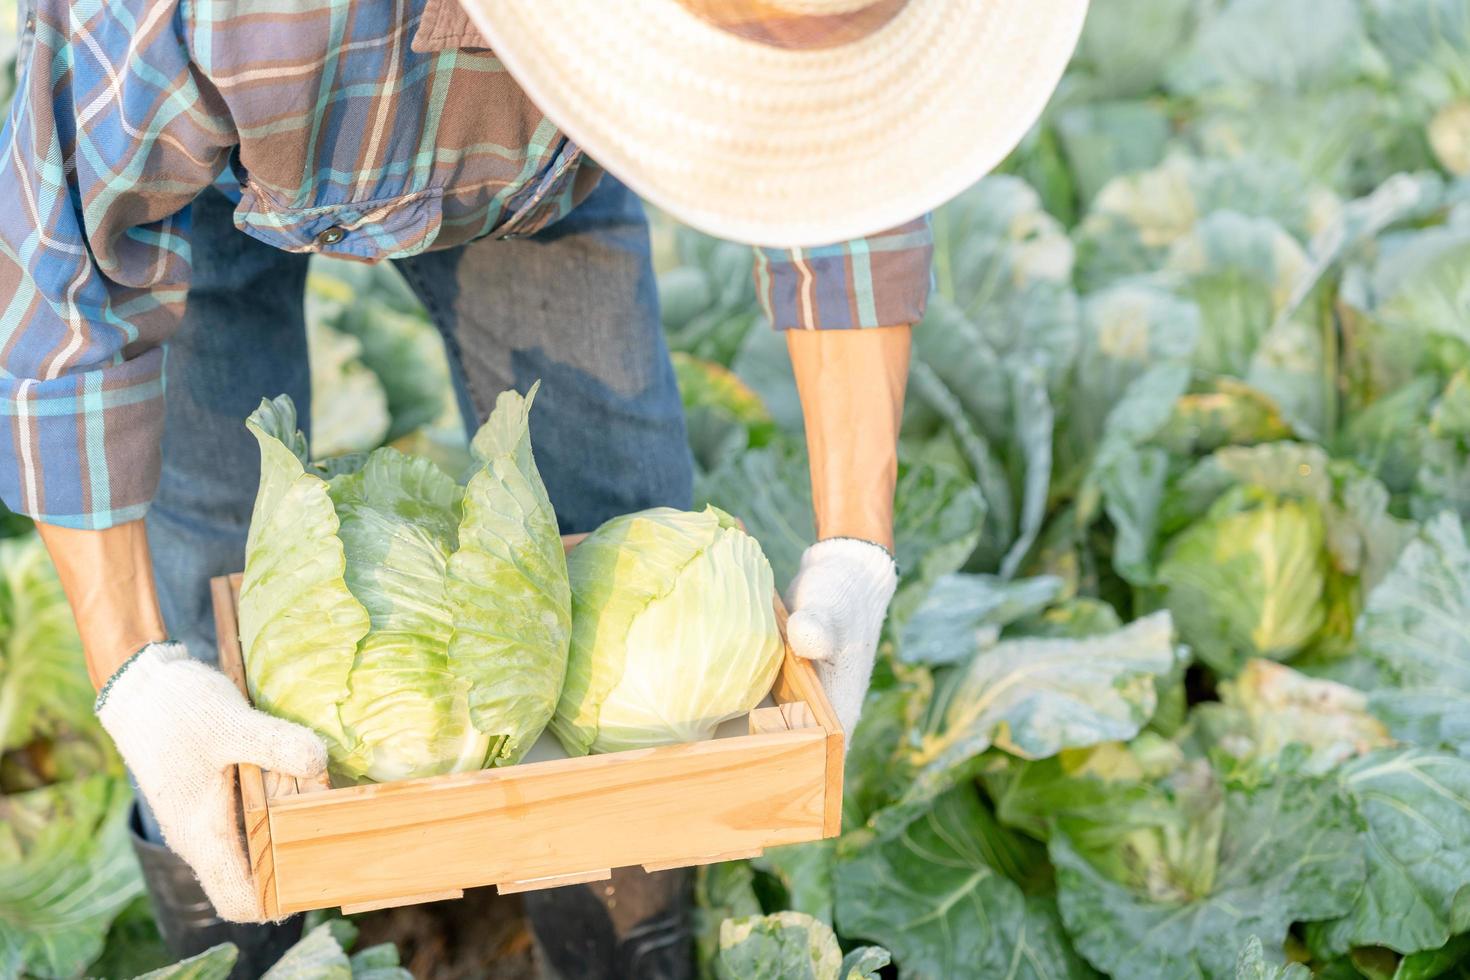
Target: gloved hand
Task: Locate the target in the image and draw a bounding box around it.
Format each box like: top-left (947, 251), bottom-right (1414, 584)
top-left (95, 642), bottom-right (328, 923)
top-left (783, 538), bottom-right (898, 739)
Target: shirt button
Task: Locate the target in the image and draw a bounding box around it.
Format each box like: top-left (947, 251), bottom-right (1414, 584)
top-left (316, 226), bottom-right (346, 246)
top-left (24, 11), bottom-right (34, 31)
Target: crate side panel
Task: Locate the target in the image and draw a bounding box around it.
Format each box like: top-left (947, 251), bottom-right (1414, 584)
top-left (268, 731), bottom-right (826, 914)
top-left (212, 574), bottom-right (281, 918)
top-left (771, 600), bottom-right (844, 837)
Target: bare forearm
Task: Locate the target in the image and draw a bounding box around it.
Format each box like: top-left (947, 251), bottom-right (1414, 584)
top-left (36, 520), bottom-right (167, 689)
top-left (787, 325), bottom-right (911, 552)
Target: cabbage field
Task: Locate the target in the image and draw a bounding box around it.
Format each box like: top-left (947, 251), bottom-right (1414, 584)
top-left (4, 0), bottom-right (1470, 977)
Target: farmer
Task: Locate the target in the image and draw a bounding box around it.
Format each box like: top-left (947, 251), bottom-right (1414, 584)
top-left (0, 0), bottom-right (1084, 976)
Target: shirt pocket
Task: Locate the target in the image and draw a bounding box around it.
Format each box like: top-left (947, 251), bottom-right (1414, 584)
top-left (233, 182), bottom-right (444, 261)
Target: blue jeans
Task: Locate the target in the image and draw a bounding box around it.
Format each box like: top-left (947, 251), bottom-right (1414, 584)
top-left (141, 175), bottom-right (694, 978)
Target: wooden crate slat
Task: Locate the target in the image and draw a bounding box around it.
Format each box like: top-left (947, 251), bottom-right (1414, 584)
top-left (340, 889), bottom-right (464, 915)
top-left (779, 701), bottom-right (817, 730)
top-left (771, 598), bottom-right (844, 837)
top-left (642, 848), bottom-right (763, 873)
top-left (496, 869), bottom-right (611, 895)
top-left (213, 575), bottom-right (281, 920)
top-left (747, 705), bottom-right (790, 735)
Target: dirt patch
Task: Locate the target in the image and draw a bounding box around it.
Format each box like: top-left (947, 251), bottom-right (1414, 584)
top-left (354, 886), bottom-right (539, 980)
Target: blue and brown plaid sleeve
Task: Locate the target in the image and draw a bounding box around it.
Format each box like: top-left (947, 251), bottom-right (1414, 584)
top-left (752, 215), bottom-right (934, 330)
top-left (0, 0), bottom-right (230, 529)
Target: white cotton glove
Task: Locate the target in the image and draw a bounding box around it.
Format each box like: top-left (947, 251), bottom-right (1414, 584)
top-left (96, 642), bottom-right (328, 923)
top-left (783, 538), bottom-right (899, 739)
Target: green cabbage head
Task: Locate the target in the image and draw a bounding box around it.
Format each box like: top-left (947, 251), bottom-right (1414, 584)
top-left (1156, 486), bottom-right (1327, 676)
top-left (552, 506), bottom-right (784, 755)
top-left (239, 385), bottom-right (571, 784)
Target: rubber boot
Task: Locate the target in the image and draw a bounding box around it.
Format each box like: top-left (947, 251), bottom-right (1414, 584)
top-left (129, 805), bottom-right (304, 980)
top-left (523, 866), bottom-right (694, 979)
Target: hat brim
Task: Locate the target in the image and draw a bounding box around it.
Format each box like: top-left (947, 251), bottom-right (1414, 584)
top-left (462, 0), bottom-right (1089, 248)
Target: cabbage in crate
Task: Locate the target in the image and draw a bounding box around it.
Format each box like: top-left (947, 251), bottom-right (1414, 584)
top-left (552, 506), bottom-right (784, 755)
top-left (239, 385), bottom-right (571, 784)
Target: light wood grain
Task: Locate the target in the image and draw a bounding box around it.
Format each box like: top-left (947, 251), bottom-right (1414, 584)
top-left (265, 729), bottom-right (825, 913)
top-left (779, 701), bottom-right (817, 730)
top-left (771, 597), bottom-right (844, 837)
top-left (340, 889), bottom-right (464, 915)
top-left (496, 869), bottom-right (610, 895)
top-left (747, 706), bottom-right (790, 735)
top-left (213, 575), bottom-right (280, 920)
top-left (642, 848), bottom-right (763, 873)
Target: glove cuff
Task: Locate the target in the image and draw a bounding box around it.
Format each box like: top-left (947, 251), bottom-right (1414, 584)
top-left (804, 537), bottom-right (899, 587)
top-left (95, 641), bottom-right (187, 715)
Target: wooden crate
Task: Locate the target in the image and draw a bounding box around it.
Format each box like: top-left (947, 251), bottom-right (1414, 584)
top-left (211, 553), bottom-right (843, 918)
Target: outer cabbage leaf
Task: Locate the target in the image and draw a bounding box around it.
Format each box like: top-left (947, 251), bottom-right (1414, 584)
top-left (888, 443), bottom-right (988, 621)
top-left (696, 442), bottom-right (813, 588)
top-left (133, 944), bottom-right (239, 980)
top-left (445, 386), bottom-right (571, 766)
top-left (307, 318), bottom-right (391, 457)
top-left (554, 507), bottom-right (780, 755)
top-left (897, 573), bottom-right (1064, 666)
top-left (1085, 363), bottom-right (1195, 584)
top-left (1058, 283), bottom-right (1200, 491)
top-left (656, 226), bottom-right (761, 363)
top-left (1200, 660), bottom-right (1393, 776)
top-left (834, 790), bottom-right (1097, 980)
top-left (909, 315), bottom-right (1059, 577)
top-left (984, 736), bottom-right (1188, 844)
top-left (329, 450), bottom-right (483, 782)
top-left (1364, 0), bottom-right (1470, 176)
top-left (1234, 936), bottom-right (1311, 980)
top-left (1342, 226), bottom-right (1470, 396)
top-left (1075, 155), bottom-right (1332, 290)
top-left (1165, 0), bottom-right (1378, 99)
top-left (1157, 379), bottom-right (1295, 458)
top-left (0, 776), bottom-right (144, 979)
top-left (242, 396), bottom-right (371, 766)
top-left (894, 612), bottom-right (1182, 822)
top-left (753, 841), bottom-right (836, 927)
top-left (310, 259), bottom-right (457, 444)
top-left (730, 323), bottom-right (803, 436)
top-left (259, 922), bottom-right (352, 980)
top-left (1165, 212), bottom-right (1310, 381)
top-left (1053, 773), bottom-right (1365, 980)
top-left (840, 671), bottom-right (931, 829)
top-left (0, 534), bottom-right (102, 767)
top-left (1357, 513), bottom-right (1470, 691)
top-left (928, 177), bottom-right (1076, 355)
top-left (1052, 100), bottom-right (1172, 209)
top-left (1368, 689), bottom-right (1470, 757)
top-left (1066, 0), bottom-right (1197, 99)
top-left (912, 176), bottom-right (1077, 576)
top-left (672, 352), bottom-right (776, 474)
top-left (1311, 749), bottom-right (1470, 957)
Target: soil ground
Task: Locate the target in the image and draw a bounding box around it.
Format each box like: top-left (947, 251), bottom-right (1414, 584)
top-left (355, 887), bottom-right (539, 979)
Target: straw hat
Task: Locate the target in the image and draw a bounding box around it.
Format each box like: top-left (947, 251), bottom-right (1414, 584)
top-left (458, 0), bottom-right (1090, 247)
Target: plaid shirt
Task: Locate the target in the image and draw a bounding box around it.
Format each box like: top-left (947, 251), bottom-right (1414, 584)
top-left (0, 0), bottom-right (932, 530)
